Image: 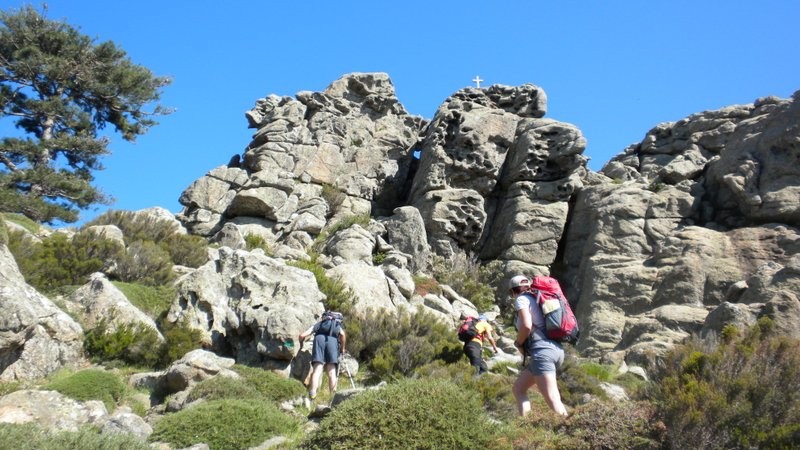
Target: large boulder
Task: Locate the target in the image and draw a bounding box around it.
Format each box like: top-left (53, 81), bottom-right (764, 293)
top-left (64, 273), bottom-right (163, 340)
top-left (0, 245), bottom-right (84, 381)
top-left (165, 247), bottom-right (326, 367)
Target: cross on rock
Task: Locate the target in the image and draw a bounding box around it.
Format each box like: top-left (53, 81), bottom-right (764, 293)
top-left (472, 76), bottom-right (483, 88)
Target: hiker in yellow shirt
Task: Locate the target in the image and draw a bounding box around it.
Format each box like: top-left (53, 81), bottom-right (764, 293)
top-left (463, 314), bottom-right (498, 375)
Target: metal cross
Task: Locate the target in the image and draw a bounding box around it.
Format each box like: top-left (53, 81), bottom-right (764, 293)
top-left (472, 76), bottom-right (483, 88)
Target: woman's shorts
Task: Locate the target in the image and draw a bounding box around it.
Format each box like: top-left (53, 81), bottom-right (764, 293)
top-left (527, 345), bottom-right (564, 375)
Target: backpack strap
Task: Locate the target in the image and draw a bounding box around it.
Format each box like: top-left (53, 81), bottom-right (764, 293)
top-left (527, 292), bottom-right (549, 342)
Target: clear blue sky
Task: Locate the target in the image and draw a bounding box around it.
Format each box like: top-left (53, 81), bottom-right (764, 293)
top-left (2, 1), bottom-right (799, 226)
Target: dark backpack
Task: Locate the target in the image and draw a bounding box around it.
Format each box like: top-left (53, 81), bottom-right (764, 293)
top-left (530, 276), bottom-right (580, 344)
top-left (315, 311), bottom-right (343, 337)
top-left (457, 316), bottom-right (481, 342)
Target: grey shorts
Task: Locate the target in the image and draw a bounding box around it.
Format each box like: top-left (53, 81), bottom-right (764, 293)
top-left (311, 334), bottom-right (340, 365)
top-left (527, 345), bottom-right (564, 375)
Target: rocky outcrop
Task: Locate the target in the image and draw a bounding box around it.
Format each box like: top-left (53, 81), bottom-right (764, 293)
top-left (165, 247), bottom-right (327, 368)
top-left (0, 245), bottom-right (84, 381)
top-left (172, 74), bottom-right (799, 371)
top-left (64, 272), bottom-right (163, 340)
top-left (408, 85), bottom-right (587, 272)
top-left (177, 72), bottom-right (426, 239)
top-left (566, 91), bottom-right (800, 368)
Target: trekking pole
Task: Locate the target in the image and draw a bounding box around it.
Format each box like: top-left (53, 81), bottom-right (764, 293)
top-left (342, 353), bottom-right (356, 389)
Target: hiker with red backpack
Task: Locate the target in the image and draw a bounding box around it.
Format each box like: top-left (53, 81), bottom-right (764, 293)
top-left (510, 275), bottom-right (578, 417)
top-left (298, 311), bottom-right (346, 402)
top-left (458, 314), bottom-right (498, 376)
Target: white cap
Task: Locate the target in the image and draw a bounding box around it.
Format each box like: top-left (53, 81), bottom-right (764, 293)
top-left (509, 275), bottom-right (531, 290)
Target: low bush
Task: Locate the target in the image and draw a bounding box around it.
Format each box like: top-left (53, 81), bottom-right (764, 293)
top-left (320, 183), bottom-right (346, 217)
top-left (348, 307), bottom-right (462, 380)
top-left (43, 369), bottom-right (126, 411)
top-left (509, 400), bottom-right (667, 450)
top-left (161, 232), bottom-right (209, 268)
top-left (87, 209), bottom-right (179, 244)
top-left (432, 250), bottom-right (503, 312)
top-left (1, 212), bottom-right (42, 233)
top-left (186, 375), bottom-right (261, 403)
top-left (114, 240), bottom-right (175, 286)
top-left (244, 233), bottom-right (272, 254)
top-left (83, 320), bottom-right (162, 368)
top-left (0, 381), bottom-right (20, 397)
top-left (7, 230), bottom-right (123, 292)
top-left (653, 317), bottom-right (800, 449)
top-left (0, 423), bottom-right (151, 450)
top-left (412, 275), bottom-right (442, 296)
top-left (289, 254), bottom-right (355, 313)
top-left (232, 364), bottom-right (307, 402)
top-left (157, 319), bottom-right (205, 367)
top-left (415, 359), bottom-right (518, 421)
top-left (301, 378), bottom-right (503, 449)
top-left (112, 281), bottom-right (176, 319)
top-left (149, 399), bottom-right (300, 450)
top-left (0, 217), bottom-right (7, 245)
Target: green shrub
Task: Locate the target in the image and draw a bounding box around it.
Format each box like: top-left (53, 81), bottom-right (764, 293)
top-left (311, 213), bottom-right (371, 253)
top-left (186, 375), bottom-right (261, 403)
top-left (509, 400), bottom-right (666, 450)
top-left (7, 230), bottom-right (123, 292)
top-left (232, 364), bottom-right (307, 402)
top-left (320, 183), bottom-right (346, 217)
top-left (44, 369), bottom-right (126, 411)
top-left (161, 232), bottom-right (209, 268)
top-left (302, 378), bottom-right (503, 449)
top-left (112, 281), bottom-right (176, 319)
top-left (114, 240), bottom-right (174, 286)
top-left (1, 212), bottom-right (41, 233)
top-left (158, 319), bottom-right (205, 367)
top-left (149, 399), bottom-right (300, 450)
top-left (348, 307), bottom-right (462, 380)
top-left (432, 251), bottom-right (503, 312)
top-left (0, 423), bottom-right (151, 450)
top-left (83, 320), bottom-right (162, 368)
top-left (0, 218), bottom-right (7, 245)
top-left (412, 275), bottom-right (442, 296)
top-left (87, 209), bottom-right (179, 244)
top-left (415, 359), bottom-right (518, 421)
top-left (289, 255), bottom-right (356, 313)
top-left (653, 317), bottom-right (800, 449)
top-left (0, 381), bottom-right (20, 397)
top-left (244, 233), bottom-right (272, 254)
top-left (87, 209), bottom-right (209, 268)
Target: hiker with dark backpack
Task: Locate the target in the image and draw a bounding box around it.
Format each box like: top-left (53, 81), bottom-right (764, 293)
top-left (298, 310), bottom-right (346, 402)
top-left (458, 314), bottom-right (498, 376)
top-left (509, 275), bottom-right (570, 417)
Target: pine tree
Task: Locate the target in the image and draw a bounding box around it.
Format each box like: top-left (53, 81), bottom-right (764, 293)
top-left (0, 6), bottom-right (171, 223)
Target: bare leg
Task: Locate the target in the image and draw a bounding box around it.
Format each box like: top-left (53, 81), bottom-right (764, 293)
top-left (512, 369), bottom-right (537, 416)
top-left (325, 363), bottom-right (338, 393)
top-left (308, 362), bottom-right (324, 398)
top-left (534, 372), bottom-right (568, 417)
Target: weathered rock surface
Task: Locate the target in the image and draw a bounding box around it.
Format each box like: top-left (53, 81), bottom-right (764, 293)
top-left (0, 389), bottom-right (107, 431)
top-left (0, 245), bottom-right (84, 381)
top-left (566, 91), bottom-right (800, 367)
top-left (64, 272), bottom-right (163, 340)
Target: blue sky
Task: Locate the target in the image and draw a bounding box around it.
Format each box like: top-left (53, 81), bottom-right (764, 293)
top-left (2, 1), bottom-right (798, 226)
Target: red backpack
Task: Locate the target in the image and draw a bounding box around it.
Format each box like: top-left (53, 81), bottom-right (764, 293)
top-left (530, 276), bottom-right (580, 344)
top-left (457, 317), bottom-right (481, 342)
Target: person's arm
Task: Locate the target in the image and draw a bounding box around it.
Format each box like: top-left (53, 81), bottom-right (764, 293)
top-left (515, 299), bottom-right (533, 355)
top-left (298, 325), bottom-right (315, 348)
top-left (338, 329), bottom-right (347, 355)
top-left (487, 326), bottom-right (499, 353)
